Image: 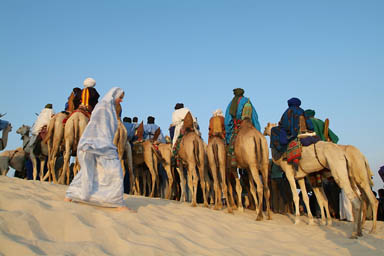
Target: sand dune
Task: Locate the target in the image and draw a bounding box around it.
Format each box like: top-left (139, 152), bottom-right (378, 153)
top-left (0, 176), bottom-right (383, 255)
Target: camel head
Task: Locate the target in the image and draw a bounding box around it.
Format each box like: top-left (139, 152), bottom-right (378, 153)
top-left (16, 125), bottom-right (31, 137)
top-left (3, 123), bottom-right (12, 132)
top-left (263, 122), bottom-right (277, 136)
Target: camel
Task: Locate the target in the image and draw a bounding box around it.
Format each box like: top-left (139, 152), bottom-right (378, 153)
top-left (0, 120), bottom-right (12, 151)
top-left (264, 122), bottom-right (377, 237)
top-left (207, 136), bottom-right (232, 213)
top-left (41, 112), bottom-right (68, 183)
top-left (263, 122), bottom-right (329, 225)
top-left (0, 147), bottom-right (27, 177)
top-left (114, 120), bottom-right (135, 195)
top-left (59, 111), bottom-right (89, 184)
top-left (16, 124), bottom-right (49, 181)
top-left (175, 127), bottom-right (208, 207)
top-left (157, 142), bottom-right (174, 199)
top-left (228, 119), bottom-right (271, 220)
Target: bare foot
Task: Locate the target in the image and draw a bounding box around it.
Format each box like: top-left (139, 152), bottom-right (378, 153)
top-left (64, 197), bottom-right (72, 202)
top-left (116, 206), bottom-right (136, 212)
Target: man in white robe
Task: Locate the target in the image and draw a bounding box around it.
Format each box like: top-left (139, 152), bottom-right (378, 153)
top-left (28, 104), bottom-right (55, 147)
top-left (170, 103), bottom-right (198, 147)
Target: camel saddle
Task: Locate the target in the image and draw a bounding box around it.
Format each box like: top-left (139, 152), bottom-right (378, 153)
top-left (38, 125), bottom-right (48, 141)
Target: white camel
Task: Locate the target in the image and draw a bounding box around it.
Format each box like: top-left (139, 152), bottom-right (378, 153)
top-left (17, 124), bottom-right (49, 181)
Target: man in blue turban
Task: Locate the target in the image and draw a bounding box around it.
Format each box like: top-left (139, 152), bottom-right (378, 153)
top-left (270, 97), bottom-right (313, 153)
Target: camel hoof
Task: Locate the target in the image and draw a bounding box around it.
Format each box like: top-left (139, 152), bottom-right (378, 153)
top-left (256, 215), bottom-right (263, 221)
top-left (294, 219), bottom-right (300, 225)
top-left (227, 208), bottom-right (234, 214)
top-left (308, 218), bottom-right (315, 225)
top-left (321, 220), bottom-right (327, 226)
top-left (327, 220), bottom-right (333, 226)
top-left (350, 233), bottom-right (358, 239)
top-left (191, 202), bottom-right (197, 207)
top-left (238, 207), bottom-right (244, 213)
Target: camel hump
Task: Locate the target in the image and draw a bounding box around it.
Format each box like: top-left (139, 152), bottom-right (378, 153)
top-left (152, 127), bottom-right (161, 142)
top-left (136, 121), bottom-right (144, 141)
top-left (210, 116), bottom-right (223, 135)
top-left (183, 111), bottom-right (194, 130)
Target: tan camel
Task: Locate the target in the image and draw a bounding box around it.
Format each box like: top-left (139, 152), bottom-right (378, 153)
top-left (264, 122), bottom-right (377, 236)
top-left (229, 119), bottom-right (271, 220)
top-left (176, 130), bottom-right (208, 207)
top-left (0, 120), bottom-right (12, 151)
top-left (157, 142), bottom-right (174, 199)
top-left (207, 136), bottom-right (232, 213)
top-left (59, 111), bottom-right (89, 184)
top-left (41, 112), bottom-right (68, 183)
top-left (0, 147), bottom-right (27, 177)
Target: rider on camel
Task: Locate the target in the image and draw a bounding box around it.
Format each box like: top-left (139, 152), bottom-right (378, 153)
top-left (79, 77), bottom-right (100, 113)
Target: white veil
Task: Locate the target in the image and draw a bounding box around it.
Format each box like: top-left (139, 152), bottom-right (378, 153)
top-left (77, 87), bottom-right (124, 156)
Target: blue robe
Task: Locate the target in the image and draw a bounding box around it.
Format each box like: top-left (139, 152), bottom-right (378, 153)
top-left (123, 122), bottom-right (136, 142)
top-left (224, 97), bottom-right (261, 144)
top-left (143, 123), bottom-right (166, 143)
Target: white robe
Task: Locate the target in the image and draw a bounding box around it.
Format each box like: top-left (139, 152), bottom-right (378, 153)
top-left (339, 189), bottom-right (354, 221)
top-left (66, 87), bottom-right (125, 207)
top-left (31, 108), bottom-right (54, 135)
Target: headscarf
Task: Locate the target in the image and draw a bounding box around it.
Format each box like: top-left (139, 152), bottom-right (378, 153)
top-left (229, 88), bottom-right (244, 118)
top-left (213, 109), bottom-right (224, 117)
top-left (304, 109), bottom-right (315, 118)
top-left (174, 103), bottom-right (184, 110)
top-left (287, 97), bottom-right (301, 107)
top-left (77, 87), bottom-right (124, 156)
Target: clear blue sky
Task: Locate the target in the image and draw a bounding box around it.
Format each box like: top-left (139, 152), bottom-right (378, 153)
top-left (1, 1), bottom-right (383, 191)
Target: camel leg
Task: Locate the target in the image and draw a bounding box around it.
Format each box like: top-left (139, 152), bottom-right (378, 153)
top-left (30, 153), bottom-right (38, 181)
top-left (208, 156), bottom-right (220, 210)
top-left (59, 142), bottom-right (71, 185)
top-left (234, 169), bottom-right (244, 212)
top-left (198, 163), bottom-right (209, 207)
top-left (39, 158), bottom-right (46, 182)
top-left (297, 178), bottom-right (315, 225)
top-left (329, 162), bottom-right (361, 238)
top-left (357, 183), bottom-right (378, 234)
top-left (164, 164), bottom-right (173, 200)
top-left (226, 174), bottom-right (237, 210)
top-left (248, 166), bottom-right (264, 221)
top-left (176, 166), bottom-right (187, 202)
top-left (312, 186), bottom-right (332, 226)
top-left (134, 167), bottom-right (141, 195)
top-left (187, 164), bottom-right (198, 207)
top-left (260, 161), bottom-right (272, 220)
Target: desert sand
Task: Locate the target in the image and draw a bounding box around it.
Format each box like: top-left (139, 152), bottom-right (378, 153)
top-left (0, 176), bottom-right (383, 256)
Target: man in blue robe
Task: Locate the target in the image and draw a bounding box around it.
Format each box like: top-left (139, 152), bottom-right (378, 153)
top-left (224, 88), bottom-right (261, 144)
top-left (143, 116), bottom-right (166, 143)
top-left (122, 117), bottom-right (136, 142)
top-left (270, 97), bottom-right (313, 153)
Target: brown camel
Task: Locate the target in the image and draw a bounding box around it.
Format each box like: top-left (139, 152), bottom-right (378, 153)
top-left (207, 136), bottom-right (232, 213)
top-left (42, 112), bottom-right (68, 183)
top-left (0, 147), bottom-right (27, 177)
top-left (157, 142), bottom-right (174, 199)
top-left (59, 111), bottom-right (89, 184)
top-left (0, 119), bottom-right (12, 151)
top-left (230, 119), bottom-right (271, 220)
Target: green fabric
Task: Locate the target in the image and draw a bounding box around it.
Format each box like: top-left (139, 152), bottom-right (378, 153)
top-left (270, 160), bottom-right (283, 179)
top-left (229, 88), bottom-right (244, 118)
top-left (310, 117), bottom-right (339, 143)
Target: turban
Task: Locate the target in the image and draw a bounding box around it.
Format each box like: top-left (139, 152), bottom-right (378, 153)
top-left (287, 97), bottom-right (301, 107)
top-left (45, 104), bottom-right (53, 109)
top-left (83, 77), bottom-right (96, 88)
top-left (304, 109), bottom-right (315, 118)
top-left (174, 103), bottom-right (184, 110)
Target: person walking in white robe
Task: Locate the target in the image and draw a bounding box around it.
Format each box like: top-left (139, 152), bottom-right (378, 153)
top-left (64, 87), bottom-right (132, 211)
